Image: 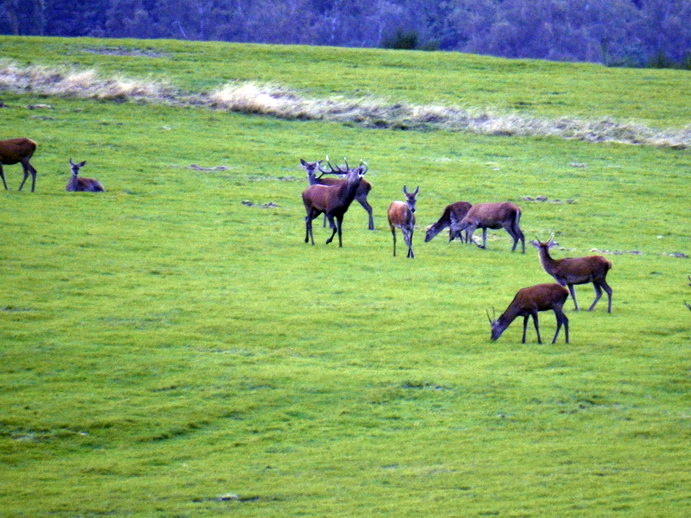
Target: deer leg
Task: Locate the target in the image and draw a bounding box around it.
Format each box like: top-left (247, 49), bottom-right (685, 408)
top-left (522, 315), bottom-right (529, 343)
top-left (391, 226), bottom-right (397, 257)
top-left (0, 165), bottom-right (7, 190)
top-left (567, 284), bottom-right (580, 311)
top-left (356, 196), bottom-right (374, 230)
top-left (305, 210), bottom-right (318, 245)
top-left (552, 309), bottom-right (563, 344)
top-left (588, 282), bottom-right (604, 311)
top-left (601, 279), bottom-right (613, 313)
top-left (28, 162), bottom-right (37, 192)
top-left (324, 215), bottom-right (337, 244)
top-left (17, 166), bottom-right (30, 191)
top-left (405, 228), bottom-right (414, 258)
top-left (532, 312), bottom-right (542, 344)
top-left (558, 310), bottom-right (569, 344)
top-left (336, 215), bottom-right (344, 248)
top-left (478, 227), bottom-right (487, 249)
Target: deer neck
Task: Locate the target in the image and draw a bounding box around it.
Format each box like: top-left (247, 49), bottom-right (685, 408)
top-left (538, 247), bottom-right (559, 273)
top-left (338, 175), bottom-right (360, 205)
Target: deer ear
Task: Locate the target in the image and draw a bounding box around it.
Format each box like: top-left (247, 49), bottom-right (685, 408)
top-left (79, 161), bottom-right (87, 167)
top-left (547, 240), bottom-right (558, 248)
top-left (413, 186), bottom-right (419, 196)
top-left (300, 159), bottom-right (307, 166)
top-left (403, 185), bottom-right (408, 195)
top-left (530, 240), bottom-right (541, 248)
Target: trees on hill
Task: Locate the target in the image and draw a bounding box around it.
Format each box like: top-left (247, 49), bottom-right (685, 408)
top-left (2, 0), bottom-right (689, 68)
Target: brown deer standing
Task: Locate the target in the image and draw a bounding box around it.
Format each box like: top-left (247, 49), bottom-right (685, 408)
top-left (66, 159), bottom-right (105, 192)
top-left (489, 283), bottom-right (570, 344)
top-left (0, 138), bottom-right (38, 192)
top-left (450, 202), bottom-right (525, 253)
top-left (300, 158), bottom-right (375, 230)
top-left (387, 185), bottom-right (419, 258)
top-left (424, 201), bottom-right (472, 243)
top-left (531, 237), bottom-right (613, 312)
top-left (302, 163), bottom-right (366, 247)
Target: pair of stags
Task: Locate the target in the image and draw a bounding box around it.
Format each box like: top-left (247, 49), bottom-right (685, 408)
top-left (0, 138), bottom-right (103, 192)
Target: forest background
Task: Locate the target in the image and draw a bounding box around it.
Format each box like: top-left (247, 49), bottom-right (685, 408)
top-left (2, 0), bottom-right (690, 68)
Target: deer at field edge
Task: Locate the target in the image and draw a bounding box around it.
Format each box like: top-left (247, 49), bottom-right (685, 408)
top-left (388, 185), bottom-right (419, 258)
top-left (449, 202), bottom-right (525, 253)
top-left (302, 162), bottom-right (367, 247)
top-left (489, 283), bottom-right (570, 344)
top-left (0, 138), bottom-right (38, 192)
top-left (300, 158), bottom-right (375, 230)
top-left (531, 237), bottom-right (613, 312)
top-left (425, 201), bottom-right (472, 243)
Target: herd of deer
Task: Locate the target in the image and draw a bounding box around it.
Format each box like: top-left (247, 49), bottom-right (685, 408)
top-left (300, 157), bottom-right (613, 345)
top-left (0, 137), bottom-right (613, 344)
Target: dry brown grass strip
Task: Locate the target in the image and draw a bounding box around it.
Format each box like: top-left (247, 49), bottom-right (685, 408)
top-left (2, 62), bottom-right (687, 148)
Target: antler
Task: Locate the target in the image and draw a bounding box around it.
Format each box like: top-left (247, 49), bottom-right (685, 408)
top-left (317, 155), bottom-right (349, 176)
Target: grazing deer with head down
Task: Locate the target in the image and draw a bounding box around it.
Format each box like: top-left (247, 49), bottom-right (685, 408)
top-left (66, 159), bottom-right (105, 192)
top-left (425, 201), bottom-right (472, 243)
top-left (388, 185), bottom-right (419, 258)
top-left (0, 138), bottom-right (38, 192)
top-left (489, 283), bottom-right (570, 344)
top-left (302, 162), bottom-right (366, 247)
top-left (531, 237), bottom-right (613, 312)
top-left (300, 158), bottom-right (375, 230)
top-left (450, 202), bottom-right (525, 253)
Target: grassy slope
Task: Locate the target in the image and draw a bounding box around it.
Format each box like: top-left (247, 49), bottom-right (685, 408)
top-left (0, 37), bottom-right (689, 516)
top-left (1, 35), bottom-right (690, 127)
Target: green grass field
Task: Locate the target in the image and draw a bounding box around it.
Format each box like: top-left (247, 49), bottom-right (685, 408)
top-left (0, 36), bottom-right (689, 516)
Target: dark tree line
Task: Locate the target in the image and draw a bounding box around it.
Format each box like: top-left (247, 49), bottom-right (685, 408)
top-left (2, 0), bottom-right (689, 67)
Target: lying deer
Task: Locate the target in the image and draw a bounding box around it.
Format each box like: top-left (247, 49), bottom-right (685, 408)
top-left (425, 201), bottom-right (472, 243)
top-left (489, 283), bottom-right (570, 344)
top-left (300, 158), bottom-right (374, 230)
top-left (450, 202), bottom-right (525, 253)
top-left (66, 159), bottom-right (105, 192)
top-left (531, 237), bottom-right (613, 312)
top-left (302, 162), bottom-right (366, 247)
top-left (388, 185), bottom-right (418, 258)
top-left (0, 137), bottom-right (38, 192)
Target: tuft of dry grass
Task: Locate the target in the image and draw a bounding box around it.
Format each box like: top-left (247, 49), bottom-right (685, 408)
top-left (0, 61), bottom-right (175, 100)
top-left (2, 61), bottom-right (688, 148)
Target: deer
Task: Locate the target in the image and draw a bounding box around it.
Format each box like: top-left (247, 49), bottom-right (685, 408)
top-left (0, 138), bottom-right (38, 192)
top-left (66, 159), bottom-right (105, 192)
top-left (302, 162), bottom-right (366, 247)
top-left (300, 157), bottom-right (375, 230)
top-left (424, 201), bottom-right (472, 243)
top-left (387, 185), bottom-right (419, 258)
top-left (489, 283), bottom-right (570, 344)
top-left (449, 202), bottom-right (525, 253)
top-left (531, 236), bottom-right (613, 312)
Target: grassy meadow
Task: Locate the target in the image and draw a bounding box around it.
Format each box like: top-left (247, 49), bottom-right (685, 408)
top-left (0, 36), bottom-right (689, 516)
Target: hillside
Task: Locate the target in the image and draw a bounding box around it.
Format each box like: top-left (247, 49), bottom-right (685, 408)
top-left (0, 37), bottom-right (689, 517)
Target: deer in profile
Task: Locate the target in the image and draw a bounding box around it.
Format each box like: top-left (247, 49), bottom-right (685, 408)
top-left (449, 202), bottom-right (525, 253)
top-left (66, 159), bottom-right (105, 192)
top-left (425, 201), bottom-right (472, 243)
top-left (0, 138), bottom-right (38, 192)
top-left (300, 158), bottom-right (374, 230)
top-left (302, 162), bottom-right (366, 247)
top-left (531, 237), bottom-right (613, 312)
top-left (489, 283), bottom-right (570, 344)
top-left (388, 185), bottom-right (419, 258)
